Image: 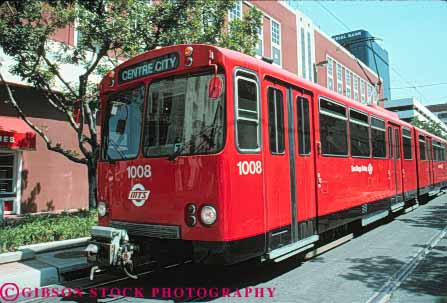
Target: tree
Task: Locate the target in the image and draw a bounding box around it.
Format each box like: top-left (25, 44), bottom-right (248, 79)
top-left (410, 117), bottom-right (447, 140)
top-left (0, 0), bottom-right (262, 209)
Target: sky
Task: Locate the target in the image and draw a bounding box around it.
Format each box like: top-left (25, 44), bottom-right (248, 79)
top-left (287, 0), bottom-right (447, 106)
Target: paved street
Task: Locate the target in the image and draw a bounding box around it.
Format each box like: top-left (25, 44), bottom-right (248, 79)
top-left (16, 193), bottom-right (447, 303)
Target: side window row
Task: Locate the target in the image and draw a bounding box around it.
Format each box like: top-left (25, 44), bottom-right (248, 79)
top-left (318, 97), bottom-right (414, 160)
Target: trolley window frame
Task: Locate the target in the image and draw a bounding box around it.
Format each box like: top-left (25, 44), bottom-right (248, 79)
top-left (318, 97), bottom-right (349, 158)
top-left (234, 67), bottom-right (261, 154)
top-left (370, 116), bottom-right (387, 159)
top-left (349, 107), bottom-right (371, 159)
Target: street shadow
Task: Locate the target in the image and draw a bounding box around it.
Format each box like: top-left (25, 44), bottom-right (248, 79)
top-left (58, 256), bottom-right (305, 302)
top-left (396, 195), bottom-right (447, 230)
top-left (337, 195), bottom-right (447, 300)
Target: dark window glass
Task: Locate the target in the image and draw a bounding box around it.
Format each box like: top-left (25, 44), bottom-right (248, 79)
top-left (395, 129), bottom-right (401, 159)
top-left (297, 96), bottom-right (311, 155)
top-left (403, 130), bottom-right (412, 160)
top-left (388, 127), bottom-right (393, 159)
top-left (319, 98), bottom-right (347, 156)
top-left (426, 140), bottom-right (432, 160)
top-left (143, 73), bottom-right (225, 158)
top-left (433, 141), bottom-right (439, 161)
top-left (0, 153), bottom-right (14, 193)
top-left (402, 128), bottom-right (411, 137)
top-left (371, 117), bottom-right (386, 158)
top-left (236, 76), bottom-right (259, 150)
top-left (419, 135), bottom-right (426, 160)
top-left (0, 167), bottom-right (13, 179)
top-left (268, 88), bottom-right (285, 154)
top-left (350, 109), bottom-right (370, 157)
top-left (0, 180), bottom-right (12, 193)
top-left (320, 98), bottom-right (346, 117)
top-left (0, 155), bottom-right (14, 166)
top-left (371, 117), bottom-right (385, 129)
top-left (238, 121), bottom-right (258, 149)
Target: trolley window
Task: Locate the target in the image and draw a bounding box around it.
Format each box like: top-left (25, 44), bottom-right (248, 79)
top-left (371, 117), bottom-right (386, 158)
top-left (395, 129), bottom-right (401, 159)
top-left (297, 96), bottom-right (311, 155)
top-left (419, 135), bottom-right (426, 160)
top-left (319, 98), bottom-right (348, 156)
top-left (388, 127), bottom-right (393, 159)
top-left (349, 109), bottom-right (370, 158)
top-left (402, 128), bottom-right (412, 160)
top-left (103, 85), bottom-right (145, 161)
top-left (268, 87), bottom-right (285, 154)
top-left (442, 144), bottom-right (446, 161)
top-left (433, 140), bottom-right (444, 162)
top-left (143, 72), bottom-right (225, 158)
top-left (235, 72), bottom-right (260, 152)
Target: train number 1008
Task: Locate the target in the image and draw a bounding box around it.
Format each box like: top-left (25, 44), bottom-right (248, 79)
top-left (236, 161), bottom-right (263, 175)
top-left (127, 165), bottom-right (152, 179)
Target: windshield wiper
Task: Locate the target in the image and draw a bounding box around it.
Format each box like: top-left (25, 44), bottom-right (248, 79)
top-left (105, 136), bottom-right (127, 161)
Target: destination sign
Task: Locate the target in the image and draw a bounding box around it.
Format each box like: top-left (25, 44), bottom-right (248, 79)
top-left (118, 52), bottom-right (179, 84)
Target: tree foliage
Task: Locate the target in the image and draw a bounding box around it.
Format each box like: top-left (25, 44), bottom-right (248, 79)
top-left (410, 117), bottom-right (447, 140)
top-left (0, 0), bottom-right (262, 208)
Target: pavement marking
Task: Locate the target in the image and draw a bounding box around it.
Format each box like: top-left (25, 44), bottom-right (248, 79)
top-left (366, 226), bottom-right (447, 303)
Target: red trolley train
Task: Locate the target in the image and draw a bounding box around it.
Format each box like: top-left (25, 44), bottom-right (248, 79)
top-left (86, 44), bottom-right (447, 278)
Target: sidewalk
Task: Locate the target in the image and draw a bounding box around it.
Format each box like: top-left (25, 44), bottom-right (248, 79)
top-left (0, 238), bottom-right (90, 291)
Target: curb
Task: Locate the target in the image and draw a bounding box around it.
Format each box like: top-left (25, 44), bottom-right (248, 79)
top-left (0, 237), bottom-right (90, 265)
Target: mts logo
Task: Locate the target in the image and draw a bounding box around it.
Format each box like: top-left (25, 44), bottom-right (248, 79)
top-left (128, 190), bottom-right (150, 200)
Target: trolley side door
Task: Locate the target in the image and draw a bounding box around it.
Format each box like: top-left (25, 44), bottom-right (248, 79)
top-left (262, 79), bottom-right (293, 251)
top-left (292, 89), bottom-right (317, 240)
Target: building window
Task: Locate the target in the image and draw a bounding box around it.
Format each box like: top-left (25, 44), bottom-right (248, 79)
top-left (345, 70), bottom-right (352, 99)
top-left (236, 72), bottom-right (260, 151)
top-left (300, 28), bottom-right (307, 79)
top-left (327, 57), bottom-right (334, 91)
top-left (336, 63), bottom-right (343, 95)
top-left (367, 84), bottom-right (373, 104)
top-left (307, 31), bottom-right (313, 82)
top-left (256, 22), bottom-right (263, 57)
top-left (319, 98), bottom-right (348, 156)
top-left (297, 96), bottom-right (311, 155)
top-left (353, 75), bottom-right (359, 102)
top-left (271, 20), bottom-right (281, 66)
top-left (0, 153), bottom-right (16, 194)
top-left (229, 1), bottom-right (242, 21)
top-left (360, 79), bottom-right (366, 104)
top-left (371, 117), bottom-right (386, 158)
top-left (268, 88), bottom-right (285, 154)
top-left (350, 109), bottom-right (370, 157)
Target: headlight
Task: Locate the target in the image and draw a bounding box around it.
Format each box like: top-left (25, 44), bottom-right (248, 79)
top-left (200, 205), bottom-right (217, 226)
top-left (98, 202), bottom-right (108, 217)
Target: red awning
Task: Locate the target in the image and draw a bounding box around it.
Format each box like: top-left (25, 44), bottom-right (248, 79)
top-left (0, 117), bottom-right (36, 150)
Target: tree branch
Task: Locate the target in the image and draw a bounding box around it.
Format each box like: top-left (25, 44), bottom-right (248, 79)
top-left (42, 55), bottom-right (79, 98)
top-left (0, 71), bottom-right (87, 165)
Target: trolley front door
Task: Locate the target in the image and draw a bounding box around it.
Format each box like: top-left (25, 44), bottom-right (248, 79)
top-left (388, 125), bottom-right (403, 206)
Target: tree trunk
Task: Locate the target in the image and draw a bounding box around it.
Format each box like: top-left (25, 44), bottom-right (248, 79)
top-left (87, 157), bottom-right (97, 209)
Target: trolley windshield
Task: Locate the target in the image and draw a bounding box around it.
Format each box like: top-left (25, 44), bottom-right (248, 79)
top-left (103, 85), bottom-right (145, 160)
top-left (142, 71), bottom-right (225, 158)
